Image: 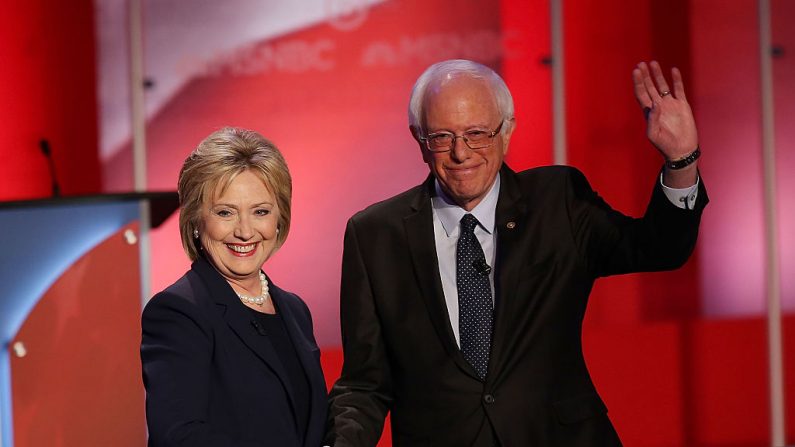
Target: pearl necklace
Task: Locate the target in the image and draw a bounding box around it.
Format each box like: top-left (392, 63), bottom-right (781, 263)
top-left (235, 272), bottom-right (270, 306)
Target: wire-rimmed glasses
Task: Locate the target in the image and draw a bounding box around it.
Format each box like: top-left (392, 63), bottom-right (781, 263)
top-left (419, 120), bottom-right (504, 152)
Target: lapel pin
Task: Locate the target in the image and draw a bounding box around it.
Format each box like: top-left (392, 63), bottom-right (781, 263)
top-left (506, 221), bottom-right (516, 229)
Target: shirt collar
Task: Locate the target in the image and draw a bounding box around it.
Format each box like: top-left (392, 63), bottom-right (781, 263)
top-left (432, 173), bottom-right (500, 237)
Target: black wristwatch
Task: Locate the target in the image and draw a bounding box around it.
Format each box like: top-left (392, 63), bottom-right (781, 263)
top-left (665, 147), bottom-right (701, 170)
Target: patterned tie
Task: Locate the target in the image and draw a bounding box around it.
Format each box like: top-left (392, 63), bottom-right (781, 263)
top-left (456, 214), bottom-right (494, 380)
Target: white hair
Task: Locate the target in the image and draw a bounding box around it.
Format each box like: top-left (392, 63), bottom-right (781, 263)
top-left (408, 59), bottom-right (515, 133)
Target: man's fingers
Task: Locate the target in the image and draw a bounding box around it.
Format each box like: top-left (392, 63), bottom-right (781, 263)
top-left (641, 63), bottom-right (662, 102)
top-left (633, 67), bottom-right (652, 108)
top-left (635, 61), bottom-right (689, 118)
top-left (650, 61), bottom-right (671, 97)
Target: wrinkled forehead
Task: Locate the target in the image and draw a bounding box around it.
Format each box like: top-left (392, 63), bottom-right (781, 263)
top-left (422, 76), bottom-right (500, 124)
top-left (427, 72), bottom-right (492, 96)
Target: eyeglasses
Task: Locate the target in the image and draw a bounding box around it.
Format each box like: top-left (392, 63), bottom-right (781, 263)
top-left (419, 121), bottom-right (504, 152)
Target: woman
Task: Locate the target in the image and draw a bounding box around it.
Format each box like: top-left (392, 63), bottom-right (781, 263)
top-left (141, 127), bottom-right (327, 447)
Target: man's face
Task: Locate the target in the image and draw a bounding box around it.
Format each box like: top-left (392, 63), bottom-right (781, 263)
top-left (418, 77), bottom-right (513, 211)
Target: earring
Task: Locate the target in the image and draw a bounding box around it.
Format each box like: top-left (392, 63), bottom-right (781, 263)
top-left (193, 229), bottom-right (199, 239)
top-left (276, 228), bottom-right (280, 234)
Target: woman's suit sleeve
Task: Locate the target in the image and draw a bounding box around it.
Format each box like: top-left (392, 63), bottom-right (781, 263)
top-left (141, 292), bottom-right (264, 447)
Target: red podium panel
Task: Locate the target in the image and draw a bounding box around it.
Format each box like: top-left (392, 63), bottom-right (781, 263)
top-left (9, 223), bottom-right (145, 447)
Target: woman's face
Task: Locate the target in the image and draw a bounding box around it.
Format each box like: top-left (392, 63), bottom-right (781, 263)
top-left (199, 169), bottom-right (279, 283)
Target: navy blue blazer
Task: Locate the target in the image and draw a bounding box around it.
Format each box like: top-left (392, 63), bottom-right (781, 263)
top-left (141, 257), bottom-right (327, 447)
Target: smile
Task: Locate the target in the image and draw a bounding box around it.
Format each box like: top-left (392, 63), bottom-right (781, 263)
top-left (446, 164), bottom-right (482, 177)
top-left (226, 243), bottom-right (258, 256)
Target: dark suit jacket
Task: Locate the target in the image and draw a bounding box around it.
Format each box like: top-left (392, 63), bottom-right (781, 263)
top-left (327, 164), bottom-right (708, 447)
top-left (141, 257), bottom-right (327, 447)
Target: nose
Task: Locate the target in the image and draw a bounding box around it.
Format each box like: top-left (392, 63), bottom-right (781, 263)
top-left (449, 135), bottom-right (471, 162)
top-left (234, 215), bottom-right (254, 240)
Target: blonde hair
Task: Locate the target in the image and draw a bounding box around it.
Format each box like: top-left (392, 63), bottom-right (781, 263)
top-left (177, 127), bottom-right (292, 261)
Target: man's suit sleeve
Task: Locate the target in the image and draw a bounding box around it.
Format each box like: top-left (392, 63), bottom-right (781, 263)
top-left (565, 167), bottom-right (708, 277)
top-left (141, 292), bottom-right (264, 447)
top-left (326, 218), bottom-right (393, 447)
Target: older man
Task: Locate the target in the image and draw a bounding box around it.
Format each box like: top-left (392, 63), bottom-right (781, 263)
top-left (326, 59), bottom-right (706, 446)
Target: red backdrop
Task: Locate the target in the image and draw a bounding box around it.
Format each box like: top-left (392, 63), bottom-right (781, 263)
top-left (1, 0), bottom-right (793, 445)
top-left (0, 0), bottom-right (101, 201)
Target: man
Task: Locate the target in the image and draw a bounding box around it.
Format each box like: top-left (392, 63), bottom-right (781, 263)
top-left (326, 59), bottom-right (706, 446)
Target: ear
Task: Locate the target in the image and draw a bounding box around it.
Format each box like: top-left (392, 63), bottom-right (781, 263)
top-left (500, 118), bottom-right (516, 155)
top-left (410, 125), bottom-right (433, 163)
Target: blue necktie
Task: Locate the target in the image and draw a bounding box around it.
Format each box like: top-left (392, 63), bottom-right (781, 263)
top-left (456, 214), bottom-right (493, 380)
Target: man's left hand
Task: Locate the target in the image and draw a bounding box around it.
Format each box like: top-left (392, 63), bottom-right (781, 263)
top-left (633, 60), bottom-right (699, 187)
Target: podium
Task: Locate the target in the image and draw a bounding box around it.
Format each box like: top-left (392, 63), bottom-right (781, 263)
top-left (0, 193), bottom-right (178, 447)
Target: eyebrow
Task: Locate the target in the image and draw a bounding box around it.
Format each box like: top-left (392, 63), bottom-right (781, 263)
top-left (427, 124), bottom-right (493, 133)
top-left (211, 201), bottom-right (273, 208)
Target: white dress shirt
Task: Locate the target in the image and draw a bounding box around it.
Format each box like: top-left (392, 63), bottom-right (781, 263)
top-left (432, 176), bottom-right (500, 347)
